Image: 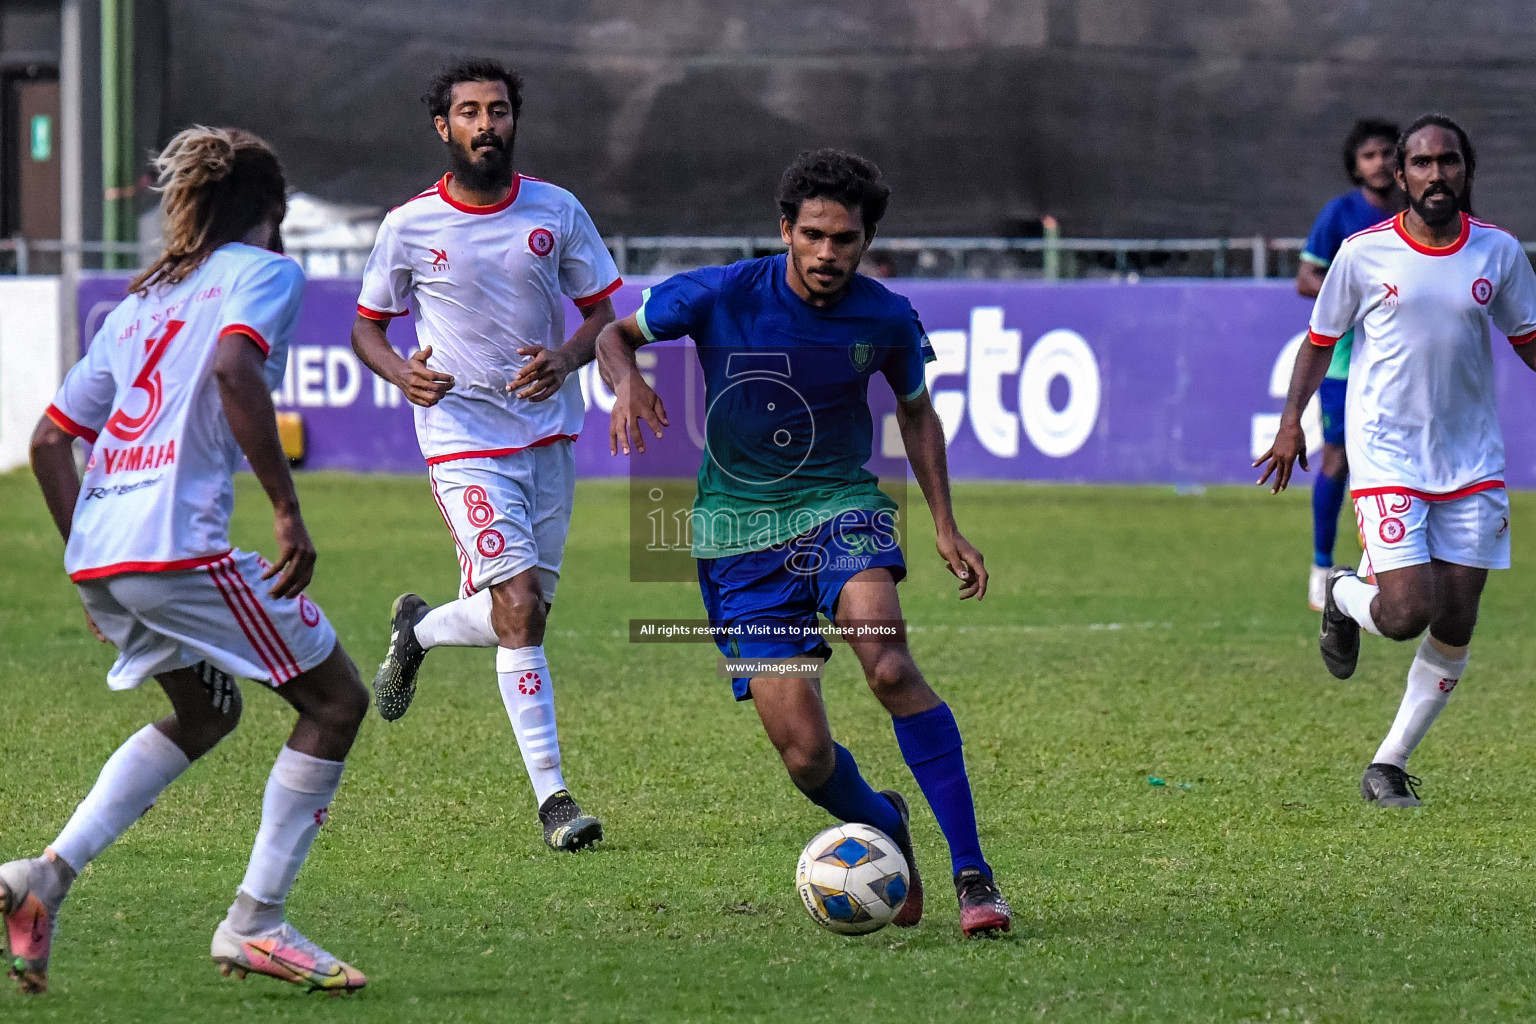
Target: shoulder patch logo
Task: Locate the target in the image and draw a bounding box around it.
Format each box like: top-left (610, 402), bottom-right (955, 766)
top-left (528, 228), bottom-right (555, 257)
top-left (1472, 278), bottom-right (1493, 305)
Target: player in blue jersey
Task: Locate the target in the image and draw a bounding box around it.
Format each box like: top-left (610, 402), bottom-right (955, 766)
top-left (595, 150), bottom-right (1011, 938)
top-left (1296, 118), bottom-right (1403, 609)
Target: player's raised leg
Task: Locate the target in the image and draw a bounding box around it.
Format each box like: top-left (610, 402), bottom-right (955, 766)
top-left (212, 643), bottom-right (369, 993)
top-left (836, 568), bottom-right (1011, 937)
top-left (373, 588), bottom-right (496, 720)
top-left (2, 662), bottom-right (239, 994)
top-left (749, 675), bottom-right (919, 924)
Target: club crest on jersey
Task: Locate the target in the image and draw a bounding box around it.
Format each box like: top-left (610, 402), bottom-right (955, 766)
top-left (299, 595), bottom-right (321, 628)
top-left (849, 341), bottom-right (874, 371)
top-left (528, 228), bottom-right (555, 257)
top-left (1379, 517), bottom-right (1406, 544)
top-left (477, 528), bottom-right (506, 558)
top-left (428, 248), bottom-right (450, 271)
top-left (1472, 278), bottom-right (1493, 305)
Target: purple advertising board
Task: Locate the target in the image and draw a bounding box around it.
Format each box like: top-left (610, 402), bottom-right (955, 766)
top-left (77, 274), bottom-right (1536, 486)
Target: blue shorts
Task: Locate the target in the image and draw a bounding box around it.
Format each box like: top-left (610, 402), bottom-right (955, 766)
top-left (698, 509), bottom-right (907, 700)
top-left (1319, 377), bottom-right (1346, 448)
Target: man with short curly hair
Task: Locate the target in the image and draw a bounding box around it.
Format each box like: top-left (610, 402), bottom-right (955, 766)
top-left (1295, 118), bottom-right (1404, 611)
top-left (596, 149), bottom-right (1012, 938)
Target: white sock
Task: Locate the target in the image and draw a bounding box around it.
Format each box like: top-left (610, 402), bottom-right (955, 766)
top-left (1333, 574), bottom-right (1384, 636)
top-left (50, 725), bottom-right (191, 872)
top-left (1373, 637), bottom-right (1469, 769)
top-left (236, 745), bottom-right (345, 908)
top-left (415, 589), bottom-right (496, 649)
top-left (496, 646), bottom-right (567, 806)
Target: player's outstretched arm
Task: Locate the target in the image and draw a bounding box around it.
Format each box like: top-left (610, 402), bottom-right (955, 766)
top-left (350, 315), bottom-right (454, 407)
top-left (30, 417), bottom-right (109, 642)
top-left (1295, 260), bottom-right (1326, 299)
top-left (596, 315), bottom-right (669, 455)
top-left (510, 297), bottom-right (616, 402)
top-left (1254, 338), bottom-right (1332, 493)
top-left (214, 332), bottom-right (314, 598)
top-left (895, 391), bottom-right (987, 601)
top-left (29, 417), bottom-right (80, 544)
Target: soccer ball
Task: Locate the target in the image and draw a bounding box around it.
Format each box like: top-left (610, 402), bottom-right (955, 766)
top-left (795, 823), bottom-right (909, 935)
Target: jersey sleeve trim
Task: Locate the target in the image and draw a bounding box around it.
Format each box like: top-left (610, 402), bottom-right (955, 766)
top-left (423, 433), bottom-right (578, 466)
top-left (68, 550), bottom-right (233, 582)
top-left (899, 382), bottom-right (928, 402)
top-left (572, 278), bottom-right (622, 308)
top-left (357, 303), bottom-right (409, 321)
top-left (1307, 329), bottom-right (1340, 347)
top-left (218, 323), bottom-right (271, 356)
top-left (45, 404), bottom-right (100, 443)
top-left (635, 288), bottom-right (658, 343)
top-left (1351, 480), bottom-right (1504, 502)
top-left (1510, 328), bottom-right (1536, 346)
top-left (1299, 251), bottom-right (1330, 268)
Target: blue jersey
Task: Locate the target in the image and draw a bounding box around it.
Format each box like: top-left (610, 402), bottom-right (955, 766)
top-left (1303, 190), bottom-right (1395, 381)
top-left (637, 254), bottom-right (934, 557)
top-left (1302, 189), bottom-right (1393, 269)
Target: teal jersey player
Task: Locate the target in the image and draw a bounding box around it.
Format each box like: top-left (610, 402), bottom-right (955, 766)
top-left (1295, 119), bottom-right (1404, 608)
top-left (598, 149), bottom-right (1014, 938)
top-left (633, 253), bottom-right (933, 557)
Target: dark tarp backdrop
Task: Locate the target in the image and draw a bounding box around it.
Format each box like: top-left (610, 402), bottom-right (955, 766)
top-left (154, 0), bottom-right (1536, 238)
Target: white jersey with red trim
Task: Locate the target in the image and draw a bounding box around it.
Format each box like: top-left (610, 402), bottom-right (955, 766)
top-left (46, 243), bottom-right (304, 581)
top-left (1308, 212), bottom-right (1536, 497)
top-left (357, 173), bottom-right (621, 464)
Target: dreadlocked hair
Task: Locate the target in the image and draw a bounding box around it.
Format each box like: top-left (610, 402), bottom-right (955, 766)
top-left (129, 126), bottom-right (287, 296)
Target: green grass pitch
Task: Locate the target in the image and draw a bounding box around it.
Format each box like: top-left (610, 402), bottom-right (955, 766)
top-left (4, 471), bottom-right (1536, 1022)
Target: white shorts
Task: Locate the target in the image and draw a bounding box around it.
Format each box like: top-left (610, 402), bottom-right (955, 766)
top-left (426, 441), bottom-right (576, 604)
top-left (1353, 486), bottom-right (1511, 576)
top-left (78, 549), bottom-right (338, 691)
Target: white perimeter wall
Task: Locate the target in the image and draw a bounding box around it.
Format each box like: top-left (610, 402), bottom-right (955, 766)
top-left (0, 278), bottom-right (64, 471)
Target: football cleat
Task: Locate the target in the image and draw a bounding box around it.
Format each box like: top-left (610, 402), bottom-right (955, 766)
top-left (211, 919), bottom-right (366, 994)
top-left (372, 593), bottom-right (429, 721)
top-left (1319, 566), bottom-right (1361, 680)
top-left (1308, 564), bottom-right (1330, 612)
top-left (0, 859), bottom-right (54, 995)
top-left (1361, 762), bottom-right (1423, 808)
top-left (538, 790), bottom-right (603, 852)
top-left (955, 867), bottom-right (1013, 938)
top-left (879, 790), bottom-right (923, 928)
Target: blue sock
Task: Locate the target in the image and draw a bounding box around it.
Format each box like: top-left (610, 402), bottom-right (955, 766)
top-left (1312, 473), bottom-right (1347, 567)
top-left (893, 703), bottom-right (988, 877)
top-left (801, 744), bottom-right (903, 839)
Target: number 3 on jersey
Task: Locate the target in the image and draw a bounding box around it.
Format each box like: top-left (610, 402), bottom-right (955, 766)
top-left (105, 319), bottom-right (185, 442)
